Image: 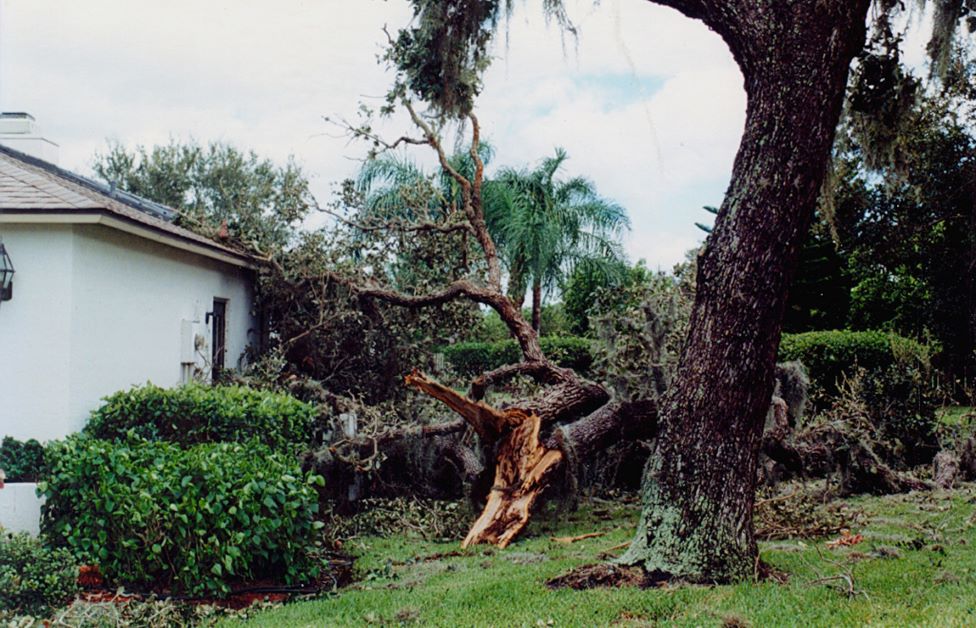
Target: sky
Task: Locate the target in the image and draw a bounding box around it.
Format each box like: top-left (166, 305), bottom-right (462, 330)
top-left (0, 0), bottom-right (925, 271)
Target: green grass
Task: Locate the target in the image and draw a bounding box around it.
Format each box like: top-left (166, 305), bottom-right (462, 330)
top-left (225, 488), bottom-right (976, 627)
top-left (938, 406), bottom-right (975, 427)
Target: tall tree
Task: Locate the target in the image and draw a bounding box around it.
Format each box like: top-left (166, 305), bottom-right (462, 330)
top-left (841, 88), bottom-right (976, 384)
top-left (383, 0), bottom-right (974, 581)
top-left (485, 148), bottom-right (629, 332)
top-left (93, 140), bottom-right (312, 254)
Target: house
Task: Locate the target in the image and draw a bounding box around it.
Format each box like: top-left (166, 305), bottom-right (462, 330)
top-left (0, 113), bottom-right (260, 442)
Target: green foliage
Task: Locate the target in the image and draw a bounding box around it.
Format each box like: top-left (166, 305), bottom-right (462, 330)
top-left (0, 437), bottom-right (46, 483)
top-left (589, 269), bottom-right (692, 401)
top-left (443, 336), bottom-right (593, 377)
top-left (779, 330), bottom-right (939, 463)
top-left (385, 0), bottom-right (572, 117)
top-left (467, 309), bottom-right (511, 343)
top-left (0, 531), bottom-right (79, 617)
top-left (39, 437), bottom-right (324, 597)
top-left (826, 73), bottom-right (976, 390)
top-left (384, 0), bottom-right (502, 117)
top-left (93, 140), bottom-right (312, 254)
top-left (83, 383), bottom-right (316, 451)
top-left (564, 260), bottom-right (656, 337)
top-left (484, 148), bottom-right (629, 327)
top-left (782, 213), bottom-right (853, 333)
top-left (778, 331), bottom-right (930, 399)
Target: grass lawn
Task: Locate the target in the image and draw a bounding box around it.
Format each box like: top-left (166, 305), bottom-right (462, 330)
top-left (223, 486), bottom-right (976, 627)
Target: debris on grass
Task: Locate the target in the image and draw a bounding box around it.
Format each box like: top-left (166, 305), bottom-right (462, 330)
top-left (597, 541), bottom-right (632, 559)
top-left (324, 497), bottom-right (471, 542)
top-left (551, 532), bottom-right (604, 544)
top-left (546, 564), bottom-right (662, 590)
top-left (826, 530), bottom-right (864, 549)
top-left (756, 485), bottom-right (863, 540)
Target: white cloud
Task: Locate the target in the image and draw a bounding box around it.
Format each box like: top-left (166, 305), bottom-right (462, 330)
top-left (22, 0), bottom-right (942, 271)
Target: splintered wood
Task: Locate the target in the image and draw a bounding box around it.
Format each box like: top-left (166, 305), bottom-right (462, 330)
top-left (405, 371), bottom-right (564, 548)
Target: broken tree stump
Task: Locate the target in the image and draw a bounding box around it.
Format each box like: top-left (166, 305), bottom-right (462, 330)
top-left (405, 371), bottom-right (566, 548)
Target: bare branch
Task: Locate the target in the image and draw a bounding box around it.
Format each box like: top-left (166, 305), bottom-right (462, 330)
top-left (323, 114), bottom-right (430, 153)
top-left (315, 203), bottom-right (474, 236)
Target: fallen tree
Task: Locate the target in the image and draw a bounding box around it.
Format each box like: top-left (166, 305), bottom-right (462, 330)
top-left (285, 63), bottom-right (956, 549)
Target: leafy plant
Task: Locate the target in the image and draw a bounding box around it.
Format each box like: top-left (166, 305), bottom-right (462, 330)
top-left (0, 531), bottom-right (79, 617)
top-left (0, 437), bottom-right (46, 482)
top-left (83, 383), bottom-right (316, 451)
top-left (442, 336), bottom-right (594, 377)
top-left (39, 437), bottom-right (325, 596)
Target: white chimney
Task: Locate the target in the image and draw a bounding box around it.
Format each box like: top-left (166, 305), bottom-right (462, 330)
top-left (0, 112), bottom-right (59, 164)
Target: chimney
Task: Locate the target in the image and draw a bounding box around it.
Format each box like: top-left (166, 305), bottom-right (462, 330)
top-left (0, 112), bottom-right (59, 164)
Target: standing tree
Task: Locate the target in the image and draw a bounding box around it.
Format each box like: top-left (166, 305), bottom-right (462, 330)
top-left (485, 148), bottom-right (630, 332)
top-left (381, 0), bottom-right (975, 582)
top-left (94, 140), bottom-right (312, 254)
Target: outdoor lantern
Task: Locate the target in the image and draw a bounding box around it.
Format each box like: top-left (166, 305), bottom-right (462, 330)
top-left (0, 241), bottom-right (14, 302)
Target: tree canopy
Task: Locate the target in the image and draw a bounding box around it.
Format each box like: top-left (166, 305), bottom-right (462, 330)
top-left (484, 148), bottom-right (629, 331)
top-left (93, 140), bottom-right (312, 254)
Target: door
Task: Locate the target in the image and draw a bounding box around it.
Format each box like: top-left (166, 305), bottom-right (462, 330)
top-left (211, 298), bottom-right (227, 378)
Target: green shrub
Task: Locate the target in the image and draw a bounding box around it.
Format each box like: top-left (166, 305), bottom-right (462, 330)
top-left (39, 437), bottom-right (324, 596)
top-left (84, 383), bottom-right (316, 451)
top-left (0, 531), bottom-right (79, 617)
top-left (779, 330), bottom-right (939, 464)
top-left (0, 437), bottom-right (46, 482)
top-left (442, 336), bottom-right (594, 377)
top-left (779, 331), bottom-right (930, 397)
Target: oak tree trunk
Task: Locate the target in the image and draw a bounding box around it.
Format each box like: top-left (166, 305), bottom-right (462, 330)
top-left (620, 0), bottom-right (872, 583)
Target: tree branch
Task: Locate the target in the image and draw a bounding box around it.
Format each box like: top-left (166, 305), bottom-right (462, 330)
top-left (315, 203), bottom-right (474, 236)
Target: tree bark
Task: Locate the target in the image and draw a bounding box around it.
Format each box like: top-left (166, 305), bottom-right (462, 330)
top-left (531, 279), bottom-right (542, 333)
top-left (620, 0), bottom-right (872, 583)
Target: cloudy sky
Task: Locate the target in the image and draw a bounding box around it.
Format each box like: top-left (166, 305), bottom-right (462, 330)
top-left (2, 0), bottom-right (910, 270)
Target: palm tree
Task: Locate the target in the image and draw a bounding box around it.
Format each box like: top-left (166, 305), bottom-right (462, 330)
top-left (356, 144), bottom-right (494, 223)
top-left (484, 148), bottom-right (630, 332)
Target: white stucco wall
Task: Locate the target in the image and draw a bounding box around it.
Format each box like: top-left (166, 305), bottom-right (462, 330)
top-left (0, 223), bottom-right (258, 442)
top-left (0, 225), bottom-right (75, 441)
top-left (0, 483), bottom-right (44, 535)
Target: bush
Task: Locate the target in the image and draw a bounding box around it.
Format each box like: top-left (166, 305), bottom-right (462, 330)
top-left (39, 437), bottom-right (324, 596)
top-left (778, 331), bottom-right (931, 397)
top-left (0, 437), bottom-right (46, 482)
top-left (442, 336), bottom-right (594, 377)
top-left (0, 531), bottom-right (79, 617)
top-left (779, 330), bottom-right (939, 464)
top-left (84, 383), bottom-right (316, 451)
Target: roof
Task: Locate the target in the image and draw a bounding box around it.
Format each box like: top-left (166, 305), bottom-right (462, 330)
top-left (0, 144), bottom-right (257, 268)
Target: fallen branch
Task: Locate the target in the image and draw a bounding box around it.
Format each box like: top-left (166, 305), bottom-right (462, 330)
top-left (551, 532), bottom-right (605, 544)
top-left (597, 541), bottom-right (631, 559)
top-left (406, 370), bottom-right (658, 548)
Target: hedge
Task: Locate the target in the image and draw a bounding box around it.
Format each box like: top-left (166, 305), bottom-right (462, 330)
top-left (84, 383), bottom-right (316, 451)
top-left (778, 330), bottom-right (931, 399)
top-left (39, 437), bottom-right (324, 597)
top-left (442, 336), bottom-right (594, 376)
top-left (0, 437), bottom-right (46, 483)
